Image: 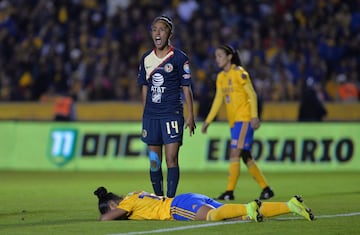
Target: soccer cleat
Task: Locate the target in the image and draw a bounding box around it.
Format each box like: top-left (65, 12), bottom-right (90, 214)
top-left (215, 191), bottom-right (234, 201)
top-left (246, 199), bottom-right (263, 222)
top-left (287, 195), bottom-right (315, 221)
top-left (259, 186), bottom-right (274, 200)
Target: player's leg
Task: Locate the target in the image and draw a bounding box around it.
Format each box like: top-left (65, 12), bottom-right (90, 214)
top-left (241, 149), bottom-right (274, 199)
top-left (142, 117), bottom-right (164, 196)
top-left (171, 193), bottom-right (262, 222)
top-left (259, 196), bottom-right (314, 221)
top-left (161, 116), bottom-right (184, 198)
top-left (215, 148), bottom-right (240, 200)
top-left (148, 145), bottom-right (164, 196)
top-left (206, 200), bottom-right (263, 222)
top-left (164, 142), bottom-right (181, 197)
top-left (215, 124), bottom-right (242, 200)
top-left (239, 122), bottom-right (274, 199)
top-left (259, 201), bottom-right (291, 217)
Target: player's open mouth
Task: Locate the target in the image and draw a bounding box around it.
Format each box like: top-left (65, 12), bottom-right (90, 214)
top-left (155, 36), bottom-right (161, 45)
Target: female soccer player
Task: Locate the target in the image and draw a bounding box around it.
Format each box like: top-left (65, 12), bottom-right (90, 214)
top-left (201, 45), bottom-right (274, 201)
top-left (137, 16), bottom-right (196, 198)
top-left (94, 186), bottom-right (314, 222)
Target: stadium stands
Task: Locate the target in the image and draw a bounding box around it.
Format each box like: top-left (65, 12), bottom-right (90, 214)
top-left (0, 0), bottom-right (359, 120)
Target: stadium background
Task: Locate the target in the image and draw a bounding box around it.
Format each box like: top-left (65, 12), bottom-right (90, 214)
top-left (0, 0), bottom-right (359, 172)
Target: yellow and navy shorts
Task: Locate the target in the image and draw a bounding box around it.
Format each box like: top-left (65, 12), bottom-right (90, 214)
top-left (170, 193), bottom-right (223, 221)
top-left (230, 121), bottom-right (254, 150)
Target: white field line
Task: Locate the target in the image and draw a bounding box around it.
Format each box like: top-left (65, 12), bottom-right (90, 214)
top-left (107, 212), bottom-right (360, 235)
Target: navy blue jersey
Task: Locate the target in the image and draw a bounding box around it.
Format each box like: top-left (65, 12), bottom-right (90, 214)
top-left (138, 46), bottom-right (192, 118)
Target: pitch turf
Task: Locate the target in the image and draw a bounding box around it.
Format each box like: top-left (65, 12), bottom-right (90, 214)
top-left (1, 171), bottom-right (359, 235)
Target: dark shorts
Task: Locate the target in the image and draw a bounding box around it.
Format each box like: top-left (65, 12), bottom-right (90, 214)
top-left (141, 116), bottom-right (184, 145)
top-left (170, 193), bottom-right (223, 221)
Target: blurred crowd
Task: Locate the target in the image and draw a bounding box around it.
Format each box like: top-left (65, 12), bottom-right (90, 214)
top-left (0, 0), bottom-right (359, 107)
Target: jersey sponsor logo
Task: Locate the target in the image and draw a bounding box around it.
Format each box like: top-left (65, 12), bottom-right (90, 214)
top-left (152, 73), bottom-right (164, 86)
top-left (151, 73), bottom-right (165, 103)
top-left (170, 134), bottom-right (179, 138)
top-left (164, 63), bottom-right (173, 73)
top-left (183, 61), bottom-right (190, 74)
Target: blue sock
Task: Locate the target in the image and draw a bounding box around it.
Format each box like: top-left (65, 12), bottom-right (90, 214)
top-left (150, 169), bottom-right (163, 196)
top-left (167, 167), bottom-right (179, 198)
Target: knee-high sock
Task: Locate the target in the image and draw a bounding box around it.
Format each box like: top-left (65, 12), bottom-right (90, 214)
top-left (226, 161), bottom-right (240, 191)
top-left (150, 169), bottom-right (163, 196)
top-left (260, 202), bottom-right (290, 217)
top-left (167, 167), bottom-right (179, 198)
top-left (247, 160), bottom-right (268, 189)
top-left (206, 204), bottom-right (246, 221)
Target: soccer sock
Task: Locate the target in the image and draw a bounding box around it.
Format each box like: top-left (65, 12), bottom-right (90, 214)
top-left (206, 204), bottom-right (246, 221)
top-left (167, 167), bottom-right (179, 198)
top-left (150, 169), bottom-right (164, 196)
top-left (226, 161), bottom-right (240, 191)
top-left (260, 202), bottom-right (291, 217)
top-left (247, 160), bottom-right (268, 189)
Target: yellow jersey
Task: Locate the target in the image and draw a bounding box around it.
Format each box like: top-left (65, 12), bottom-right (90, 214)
top-left (117, 191), bottom-right (174, 220)
top-left (205, 65), bottom-right (258, 127)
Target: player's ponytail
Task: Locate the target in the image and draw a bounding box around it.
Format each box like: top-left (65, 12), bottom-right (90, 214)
top-left (94, 186), bottom-right (123, 214)
top-left (218, 44), bottom-right (242, 66)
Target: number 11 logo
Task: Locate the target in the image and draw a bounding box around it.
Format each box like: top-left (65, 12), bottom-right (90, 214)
top-left (48, 129), bottom-right (78, 166)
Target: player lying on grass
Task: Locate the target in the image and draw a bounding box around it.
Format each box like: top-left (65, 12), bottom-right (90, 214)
top-left (94, 186), bottom-right (314, 222)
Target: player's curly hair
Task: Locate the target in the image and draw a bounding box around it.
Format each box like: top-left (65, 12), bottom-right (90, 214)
top-left (218, 44), bottom-right (242, 66)
top-left (94, 186), bottom-right (123, 214)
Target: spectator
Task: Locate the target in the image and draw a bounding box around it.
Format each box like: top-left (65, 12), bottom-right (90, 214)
top-left (53, 92), bottom-right (76, 121)
top-left (337, 73), bottom-right (359, 102)
top-left (298, 77), bottom-right (327, 122)
top-left (0, 0), bottom-right (358, 105)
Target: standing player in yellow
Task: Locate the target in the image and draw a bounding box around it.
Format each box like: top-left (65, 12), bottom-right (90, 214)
top-left (201, 45), bottom-right (274, 201)
top-left (93, 186), bottom-right (314, 221)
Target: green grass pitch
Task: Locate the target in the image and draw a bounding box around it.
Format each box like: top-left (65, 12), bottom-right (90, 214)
top-left (1, 171), bottom-right (359, 235)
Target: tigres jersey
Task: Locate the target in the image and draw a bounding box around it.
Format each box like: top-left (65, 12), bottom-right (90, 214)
top-left (117, 191), bottom-right (174, 220)
top-left (205, 65), bottom-right (258, 126)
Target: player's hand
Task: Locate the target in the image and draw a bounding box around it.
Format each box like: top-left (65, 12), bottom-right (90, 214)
top-left (251, 117), bottom-right (260, 130)
top-left (185, 118), bottom-right (196, 136)
top-left (201, 122), bottom-right (209, 134)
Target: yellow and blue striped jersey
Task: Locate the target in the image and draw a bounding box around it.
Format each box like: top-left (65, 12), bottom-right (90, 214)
top-left (117, 191), bottom-right (174, 220)
top-left (205, 65), bottom-right (258, 127)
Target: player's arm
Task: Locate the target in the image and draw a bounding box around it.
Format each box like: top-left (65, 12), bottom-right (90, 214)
top-left (137, 56), bottom-right (147, 108)
top-left (202, 80), bottom-right (223, 134)
top-left (141, 85), bottom-right (148, 108)
top-left (243, 79), bottom-right (260, 130)
top-left (183, 85), bottom-right (196, 136)
top-left (99, 208), bottom-right (128, 221)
